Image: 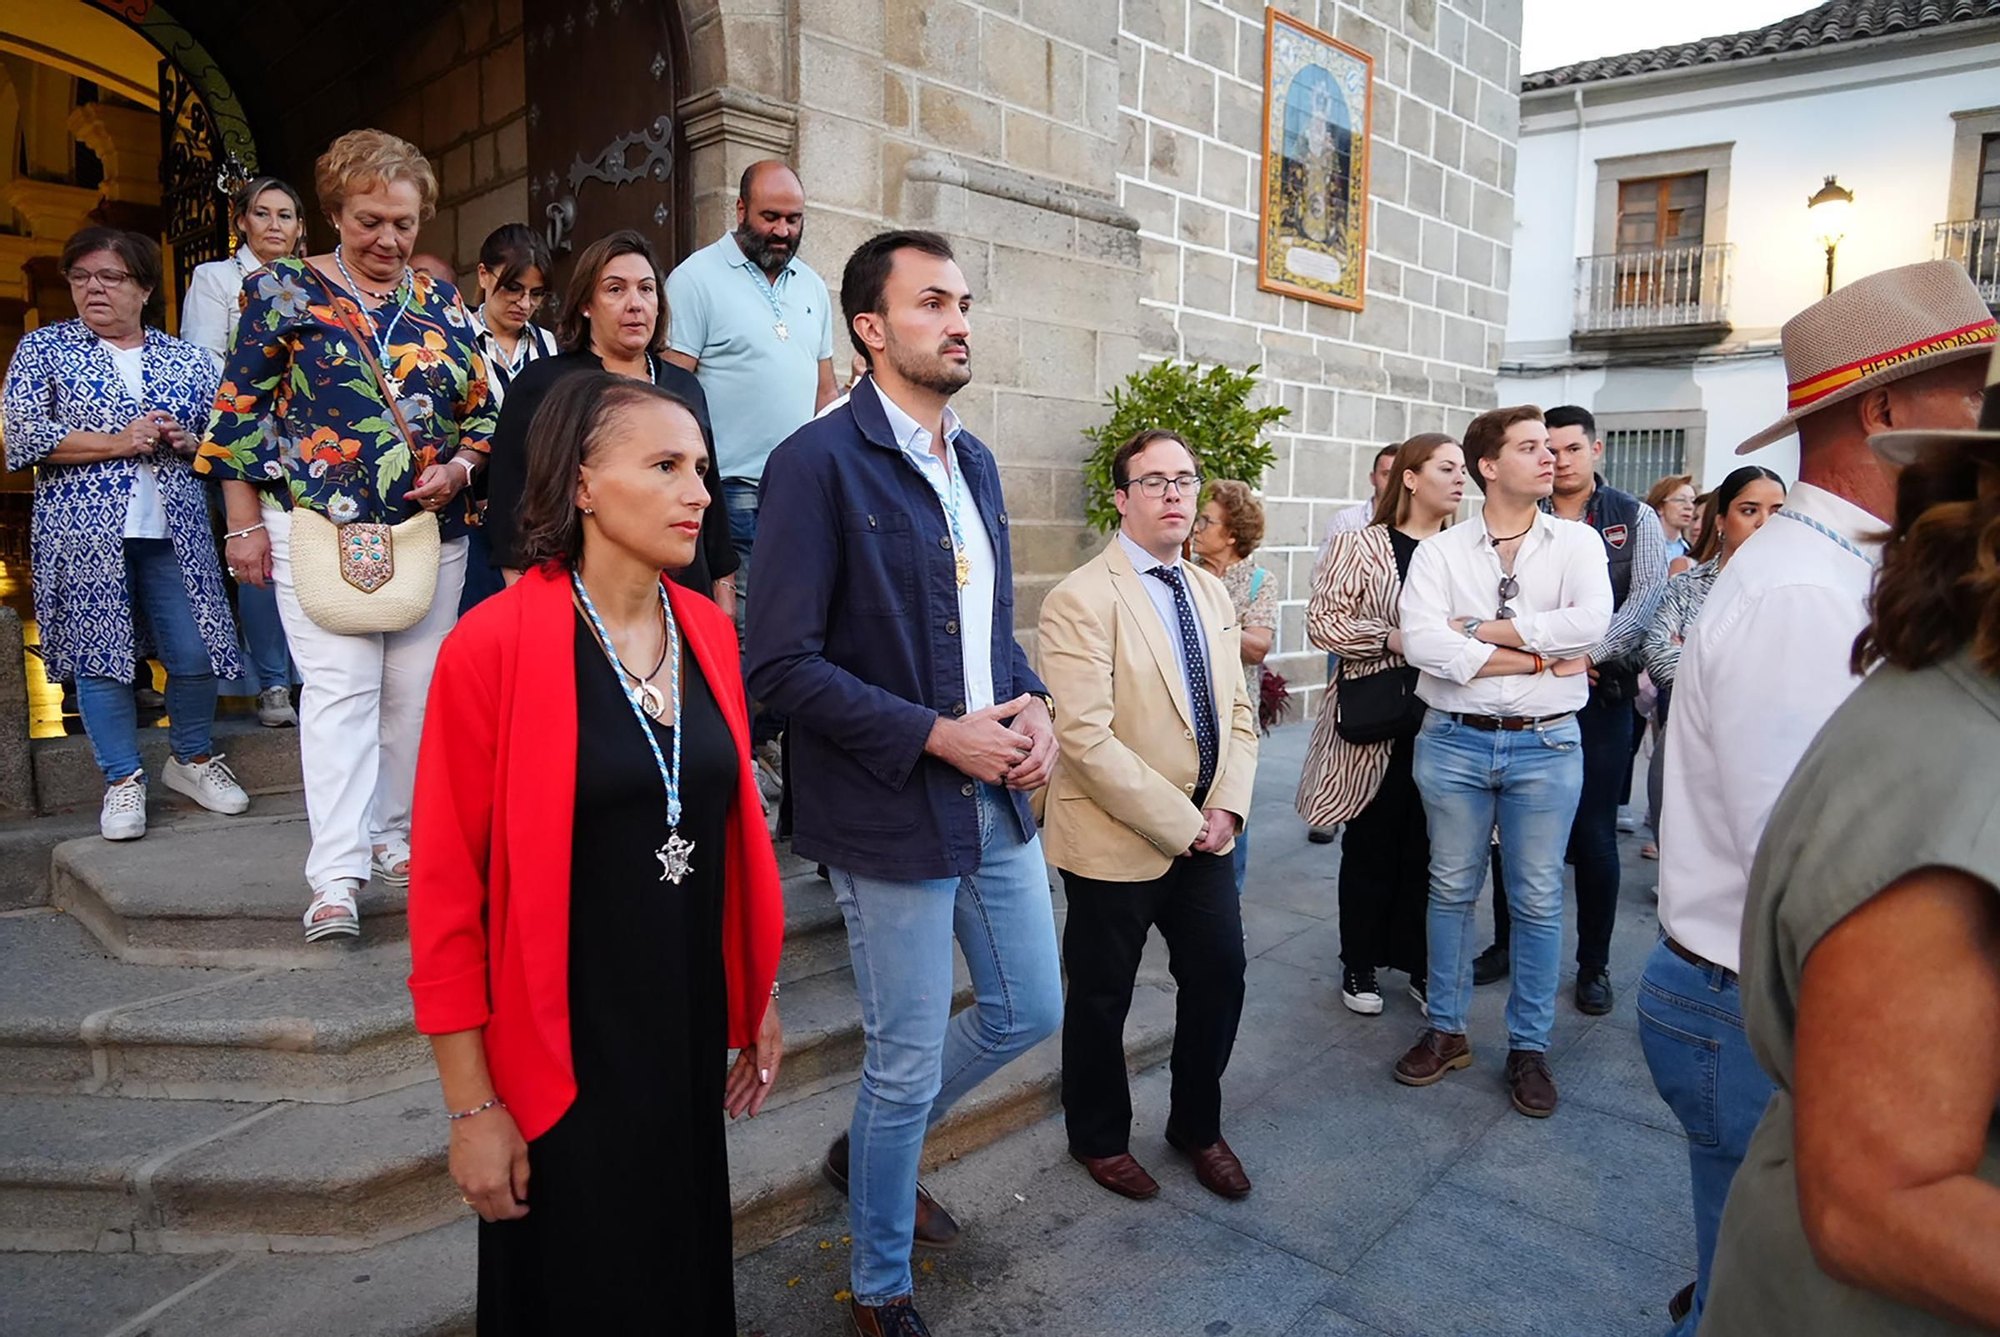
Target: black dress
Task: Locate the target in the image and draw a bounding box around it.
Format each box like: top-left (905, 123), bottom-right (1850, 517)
top-left (476, 612), bottom-right (739, 1334)
top-left (480, 350), bottom-right (739, 592)
top-left (1336, 526), bottom-right (1430, 980)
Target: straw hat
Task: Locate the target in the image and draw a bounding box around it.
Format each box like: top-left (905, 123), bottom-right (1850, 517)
top-left (1870, 339), bottom-right (2000, 465)
top-left (1735, 259), bottom-right (1996, 455)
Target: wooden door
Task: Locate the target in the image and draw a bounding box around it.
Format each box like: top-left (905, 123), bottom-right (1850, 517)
top-left (522, 0), bottom-right (691, 304)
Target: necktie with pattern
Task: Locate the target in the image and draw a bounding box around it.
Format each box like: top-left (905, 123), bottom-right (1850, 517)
top-left (1146, 564), bottom-right (1218, 798)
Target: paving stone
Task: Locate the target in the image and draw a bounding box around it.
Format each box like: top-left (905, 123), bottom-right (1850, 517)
top-left (0, 1249), bottom-right (228, 1337)
top-left (1320, 1182), bottom-right (1691, 1337)
top-left (1443, 1098), bottom-right (1697, 1268)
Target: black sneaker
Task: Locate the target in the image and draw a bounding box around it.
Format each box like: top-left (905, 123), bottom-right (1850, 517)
top-left (1407, 975), bottom-right (1429, 1017)
top-left (1472, 943), bottom-right (1509, 986)
top-left (1307, 826), bottom-right (1336, 844)
top-left (1340, 966), bottom-right (1384, 1015)
top-left (1574, 968), bottom-right (1613, 1016)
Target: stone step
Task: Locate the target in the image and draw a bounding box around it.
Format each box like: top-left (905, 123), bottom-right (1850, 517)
top-left (0, 900), bottom-right (892, 1106)
top-left (0, 981), bottom-right (1180, 1257)
top-left (33, 717), bottom-right (306, 818)
top-left (49, 813), bottom-right (848, 974)
top-left (0, 1219), bottom-right (474, 1337)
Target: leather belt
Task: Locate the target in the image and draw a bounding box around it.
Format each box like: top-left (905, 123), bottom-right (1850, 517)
top-left (1449, 711), bottom-right (1575, 732)
top-left (1663, 934), bottom-right (1737, 987)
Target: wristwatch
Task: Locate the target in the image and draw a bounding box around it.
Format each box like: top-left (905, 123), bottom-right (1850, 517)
top-left (1459, 617), bottom-right (1483, 639)
top-left (1029, 691), bottom-right (1056, 720)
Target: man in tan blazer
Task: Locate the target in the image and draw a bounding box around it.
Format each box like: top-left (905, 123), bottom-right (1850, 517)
top-left (1037, 428), bottom-right (1259, 1204)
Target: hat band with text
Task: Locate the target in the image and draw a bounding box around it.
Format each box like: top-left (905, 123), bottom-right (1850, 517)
top-left (1787, 318), bottom-right (1998, 412)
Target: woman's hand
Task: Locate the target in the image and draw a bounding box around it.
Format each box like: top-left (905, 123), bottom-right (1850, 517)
top-left (406, 462), bottom-right (465, 512)
top-left (114, 416), bottom-right (161, 458)
top-left (225, 527), bottom-right (274, 588)
top-left (148, 411), bottom-right (198, 457)
top-left (724, 999), bottom-right (783, 1120)
top-left (1386, 628), bottom-right (1405, 657)
top-left (448, 1106), bottom-right (531, 1222)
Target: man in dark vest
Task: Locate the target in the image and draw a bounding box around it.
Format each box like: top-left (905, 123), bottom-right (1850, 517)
top-left (1480, 404), bottom-right (1665, 1015)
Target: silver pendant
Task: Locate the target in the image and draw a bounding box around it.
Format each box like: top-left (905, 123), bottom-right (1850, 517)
top-left (632, 681), bottom-right (665, 720)
top-left (773, 321), bottom-right (789, 341)
top-left (656, 830), bottom-right (695, 884)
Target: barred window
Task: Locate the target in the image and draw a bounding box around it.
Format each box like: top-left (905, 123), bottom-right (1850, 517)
top-left (1601, 428), bottom-right (1686, 497)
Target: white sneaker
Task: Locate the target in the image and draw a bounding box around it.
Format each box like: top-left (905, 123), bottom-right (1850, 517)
top-left (1616, 806), bottom-right (1640, 834)
top-left (99, 772), bottom-right (148, 840)
top-left (256, 686), bottom-right (298, 728)
top-left (162, 754), bottom-right (251, 814)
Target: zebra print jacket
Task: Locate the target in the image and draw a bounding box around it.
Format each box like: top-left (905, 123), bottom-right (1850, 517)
top-left (1295, 523), bottom-right (1406, 827)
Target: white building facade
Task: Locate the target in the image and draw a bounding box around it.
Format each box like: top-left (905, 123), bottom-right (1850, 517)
top-left (1498, 2), bottom-right (2000, 490)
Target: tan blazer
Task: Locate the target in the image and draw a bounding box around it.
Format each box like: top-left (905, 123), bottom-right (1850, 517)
top-left (1295, 524), bottom-right (1405, 827)
top-left (1037, 537), bottom-right (1260, 881)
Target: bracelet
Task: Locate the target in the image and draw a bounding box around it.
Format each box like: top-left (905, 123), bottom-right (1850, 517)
top-left (445, 1096), bottom-right (505, 1121)
top-left (770, 980), bottom-right (781, 1000)
top-left (223, 522), bottom-right (267, 541)
top-left (451, 454), bottom-right (478, 480)
top-left (1529, 651), bottom-right (1546, 674)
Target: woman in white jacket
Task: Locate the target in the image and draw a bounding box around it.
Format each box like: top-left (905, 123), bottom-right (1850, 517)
top-left (179, 176), bottom-right (306, 728)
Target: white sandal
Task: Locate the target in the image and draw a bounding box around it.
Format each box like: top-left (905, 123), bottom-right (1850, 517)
top-left (304, 879), bottom-right (362, 941)
top-left (370, 841), bottom-right (412, 887)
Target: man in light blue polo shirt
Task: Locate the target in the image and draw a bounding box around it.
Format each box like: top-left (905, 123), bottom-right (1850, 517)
top-left (665, 160), bottom-right (838, 648)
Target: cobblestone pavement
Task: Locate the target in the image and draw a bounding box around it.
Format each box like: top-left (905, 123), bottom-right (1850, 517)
top-left (735, 719), bottom-right (1693, 1337)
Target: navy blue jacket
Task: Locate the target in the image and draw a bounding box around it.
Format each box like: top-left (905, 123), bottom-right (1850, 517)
top-left (745, 377), bottom-right (1047, 880)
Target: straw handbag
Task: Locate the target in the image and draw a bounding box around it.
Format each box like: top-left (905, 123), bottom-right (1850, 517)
top-left (287, 270), bottom-right (442, 634)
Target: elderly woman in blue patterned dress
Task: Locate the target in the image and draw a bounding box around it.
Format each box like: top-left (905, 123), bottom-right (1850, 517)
top-left (197, 130), bottom-right (494, 944)
top-left (0, 226), bottom-right (251, 842)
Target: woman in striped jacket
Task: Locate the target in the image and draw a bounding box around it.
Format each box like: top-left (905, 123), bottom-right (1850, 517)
top-left (1296, 434), bottom-right (1466, 1016)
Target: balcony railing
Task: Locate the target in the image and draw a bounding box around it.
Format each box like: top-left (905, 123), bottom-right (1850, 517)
top-left (1936, 219), bottom-right (2000, 305)
top-left (1574, 242), bottom-right (1734, 338)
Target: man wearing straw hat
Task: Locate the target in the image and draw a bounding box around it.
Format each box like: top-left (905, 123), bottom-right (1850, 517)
top-left (1643, 260), bottom-right (1992, 1335)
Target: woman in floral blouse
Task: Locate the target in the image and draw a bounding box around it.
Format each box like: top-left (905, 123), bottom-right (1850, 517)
top-left (2, 227), bottom-right (251, 842)
top-left (1192, 478), bottom-right (1278, 892)
top-left (197, 129), bottom-right (494, 942)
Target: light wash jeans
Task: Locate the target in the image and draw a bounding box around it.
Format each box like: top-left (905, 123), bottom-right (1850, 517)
top-left (827, 784), bottom-right (1064, 1305)
top-left (1413, 710), bottom-right (1583, 1052)
top-left (1638, 939), bottom-right (1776, 1336)
top-left (78, 538), bottom-right (220, 782)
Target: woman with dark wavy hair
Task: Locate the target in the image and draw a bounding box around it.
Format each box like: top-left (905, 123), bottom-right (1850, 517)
top-left (1700, 347), bottom-right (2000, 1336)
top-left (408, 370), bottom-right (784, 1333)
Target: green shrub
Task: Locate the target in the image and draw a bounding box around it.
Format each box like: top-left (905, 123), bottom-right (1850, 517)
top-left (1080, 361), bottom-right (1289, 533)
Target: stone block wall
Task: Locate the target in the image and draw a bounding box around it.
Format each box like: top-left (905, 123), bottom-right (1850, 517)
top-left (1117, 0), bottom-right (1521, 714)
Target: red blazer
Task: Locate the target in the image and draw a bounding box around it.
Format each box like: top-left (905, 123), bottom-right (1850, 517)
top-left (405, 565), bottom-right (784, 1141)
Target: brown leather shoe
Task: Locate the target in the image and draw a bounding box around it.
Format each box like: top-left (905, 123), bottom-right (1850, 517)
top-left (1393, 1027), bottom-right (1473, 1085)
top-left (823, 1134), bottom-right (962, 1249)
top-left (1505, 1049), bottom-right (1559, 1118)
top-left (1164, 1127), bottom-right (1252, 1200)
top-left (1069, 1148), bottom-right (1160, 1200)
top-left (1667, 1280), bottom-right (1695, 1324)
top-left (850, 1294), bottom-right (932, 1337)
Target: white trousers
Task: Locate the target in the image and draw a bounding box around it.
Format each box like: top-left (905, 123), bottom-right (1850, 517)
top-left (265, 507), bottom-right (468, 891)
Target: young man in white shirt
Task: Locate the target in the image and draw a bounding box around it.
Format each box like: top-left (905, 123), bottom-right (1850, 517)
top-left (1393, 405), bottom-right (1612, 1118)
top-left (1644, 260), bottom-right (1993, 1334)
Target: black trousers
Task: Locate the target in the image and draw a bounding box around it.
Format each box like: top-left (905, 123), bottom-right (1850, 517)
top-left (1060, 853), bottom-right (1245, 1158)
top-left (1337, 732), bottom-right (1429, 977)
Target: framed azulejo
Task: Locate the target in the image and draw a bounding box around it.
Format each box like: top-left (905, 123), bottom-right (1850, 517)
top-left (1258, 9), bottom-right (1373, 311)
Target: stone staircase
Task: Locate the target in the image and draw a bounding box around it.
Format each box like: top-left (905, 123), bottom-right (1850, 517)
top-left (0, 728), bottom-right (1180, 1336)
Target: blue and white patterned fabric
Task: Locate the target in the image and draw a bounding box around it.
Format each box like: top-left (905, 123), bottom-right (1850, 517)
top-left (1, 320), bottom-right (240, 683)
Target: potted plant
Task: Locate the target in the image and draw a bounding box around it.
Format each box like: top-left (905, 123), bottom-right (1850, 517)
top-left (1080, 361), bottom-right (1288, 533)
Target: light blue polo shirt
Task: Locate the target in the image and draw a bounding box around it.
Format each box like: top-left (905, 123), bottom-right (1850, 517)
top-left (664, 232), bottom-right (834, 483)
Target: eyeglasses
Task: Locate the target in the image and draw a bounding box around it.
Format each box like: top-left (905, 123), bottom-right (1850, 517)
top-left (1191, 515), bottom-right (1216, 533)
top-left (66, 268), bottom-right (133, 291)
top-left (1496, 574), bottom-right (1519, 619)
top-left (1122, 473), bottom-right (1202, 498)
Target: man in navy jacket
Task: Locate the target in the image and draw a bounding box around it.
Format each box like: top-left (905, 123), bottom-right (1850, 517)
top-left (746, 230), bottom-right (1061, 1337)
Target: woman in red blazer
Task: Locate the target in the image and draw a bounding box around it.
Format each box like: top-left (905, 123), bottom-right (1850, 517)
top-left (406, 370), bottom-right (784, 1334)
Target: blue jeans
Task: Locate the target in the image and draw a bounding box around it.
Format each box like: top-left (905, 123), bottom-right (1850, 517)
top-left (1413, 711), bottom-right (1583, 1051)
top-left (827, 785), bottom-right (1064, 1305)
top-left (721, 479), bottom-right (759, 636)
top-left (77, 538), bottom-right (219, 783)
top-left (235, 580), bottom-right (293, 691)
top-left (1638, 940), bottom-right (1776, 1335)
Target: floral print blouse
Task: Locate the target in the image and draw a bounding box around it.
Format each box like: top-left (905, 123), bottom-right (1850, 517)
top-left (196, 257), bottom-right (495, 537)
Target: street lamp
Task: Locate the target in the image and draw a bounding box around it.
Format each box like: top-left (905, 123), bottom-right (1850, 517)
top-left (1807, 174), bottom-right (1855, 296)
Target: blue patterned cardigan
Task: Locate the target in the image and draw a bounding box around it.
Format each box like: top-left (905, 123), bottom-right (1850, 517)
top-left (1, 320), bottom-right (241, 683)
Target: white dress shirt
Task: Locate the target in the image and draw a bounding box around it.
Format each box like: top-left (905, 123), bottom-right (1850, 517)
top-left (1116, 528), bottom-right (1210, 710)
top-left (1316, 498), bottom-right (1377, 566)
top-left (1656, 482), bottom-right (1882, 971)
top-left (179, 245), bottom-right (259, 365)
top-left (1398, 508), bottom-right (1613, 717)
top-left (875, 384), bottom-right (996, 712)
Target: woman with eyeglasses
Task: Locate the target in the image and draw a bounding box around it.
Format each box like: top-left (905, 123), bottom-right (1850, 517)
top-left (1, 226), bottom-right (251, 841)
top-left (460, 224), bottom-right (560, 614)
top-left (1190, 479), bottom-right (1277, 892)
